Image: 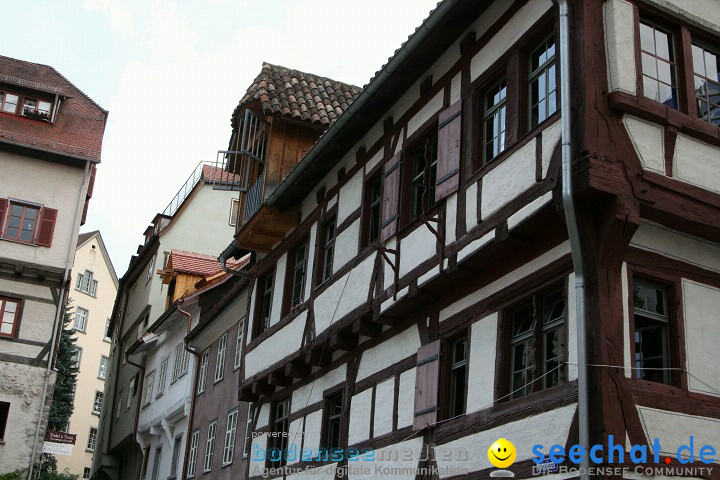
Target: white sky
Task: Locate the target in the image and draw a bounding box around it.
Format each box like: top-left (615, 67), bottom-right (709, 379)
top-left (3, 0), bottom-right (440, 276)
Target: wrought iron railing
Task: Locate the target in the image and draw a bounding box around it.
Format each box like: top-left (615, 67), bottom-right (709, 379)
top-left (243, 174), bottom-right (264, 225)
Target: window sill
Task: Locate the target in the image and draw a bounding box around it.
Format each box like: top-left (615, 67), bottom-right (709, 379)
top-left (92, 411), bottom-right (100, 416)
top-left (0, 237), bottom-right (38, 247)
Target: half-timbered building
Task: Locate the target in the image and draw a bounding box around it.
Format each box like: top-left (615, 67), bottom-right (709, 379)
top-left (221, 1), bottom-right (720, 478)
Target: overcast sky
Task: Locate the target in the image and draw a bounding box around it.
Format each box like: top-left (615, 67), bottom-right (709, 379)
top-left (3, 0), bottom-right (440, 276)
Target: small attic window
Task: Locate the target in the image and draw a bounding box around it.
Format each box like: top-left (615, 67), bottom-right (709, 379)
top-left (22, 97), bottom-right (51, 120)
top-left (0, 89), bottom-right (53, 121)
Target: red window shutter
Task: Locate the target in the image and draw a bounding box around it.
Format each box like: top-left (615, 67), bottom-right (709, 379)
top-left (435, 101), bottom-right (462, 202)
top-left (0, 198), bottom-right (7, 237)
top-left (35, 208), bottom-right (58, 247)
top-left (81, 198), bottom-right (89, 226)
top-left (87, 164), bottom-right (97, 198)
top-left (379, 152), bottom-right (402, 242)
top-left (413, 340), bottom-right (441, 431)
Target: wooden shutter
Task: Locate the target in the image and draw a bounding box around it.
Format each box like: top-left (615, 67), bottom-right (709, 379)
top-left (0, 199), bottom-right (7, 237)
top-left (435, 101), bottom-right (462, 201)
top-left (35, 208), bottom-right (57, 247)
top-left (379, 152), bottom-right (402, 242)
top-left (413, 340), bottom-right (441, 431)
top-left (87, 164), bottom-right (97, 198)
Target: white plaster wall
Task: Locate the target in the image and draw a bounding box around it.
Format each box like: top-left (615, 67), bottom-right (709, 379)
top-left (470, 0), bottom-right (553, 82)
top-left (304, 224), bottom-right (317, 302)
top-left (394, 128), bottom-right (405, 155)
top-left (373, 377), bottom-right (395, 438)
top-left (621, 262), bottom-right (632, 378)
top-left (356, 326), bottom-right (420, 381)
top-left (541, 119), bottom-right (561, 178)
top-left (444, 192), bottom-right (458, 244)
top-left (365, 149), bottom-right (383, 174)
top-left (507, 191), bottom-right (553, 230)
top-left (292, 365), bottom-right (347, 414)
top-left (458, 230), bottom-right (494, 263)
top-left (286, 463), bottom-right (337, 480)
top-left (467, 313), bottom-right (498, 413)
top-left (314, 255), bottom-right (374, 334)
top-left (399, 224), bottom-right (437, 277)
top-left (301, 410), bottom-right (322, 453)
top-left (623, 115), bottom-right (665, 174)
top-left (326, 194), bottom-right (337, 210)
top-left (637, 406), bottom-right (720, 461)
top-left (244, 312), bottom-right (304, 377)
top-left (630, 222), bottom-right (720, 274)
top-left (604, 0), bottom-right (637, 95)
top-left (383, 237), bottom-right (397, 291)
top-left (352, 438), bottom-right (424, 480)
top-left (270, 253), bottom-right (287, 327)
top-left (333, 219), bottom-right (359, 272)
top-left (682, 279), bottom-right (720, 397)
top-left (397, 368), bottom-right (415, 429)
top-left (337, 170), bottom-right (363, 225)
top-left (645, 0), bottom-right (720, 35)
top-left (0, 277), bottom-right (56, 349)
top-left (256, 403), bottom-right (270, 429)
top-left (674, 134), bottom-right (720, 194)
top-left (249, 432), bottom-right (267, 474)
top-left (481, 138), bottom-right (537, 220)
top-left (435, 403), bottom-right (576, 476)
top-left (286, 418), bottom-right (304, 465)
top-left (442, 241), bottom-right (571, 321)
top-left (450, 73), bottom-right (462, 105)
top-left (0, 151), bottom-right (87, 270)
top-left (407, 91), bottom-right (444, 138)
top-left (348, 388), bottom-right (372, 445)
top-left (465, 182), bottom-right (479, 230)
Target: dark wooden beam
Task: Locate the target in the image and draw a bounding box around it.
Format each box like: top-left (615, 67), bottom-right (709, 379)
top-left (251, 380), bottom-right (274, 396)
top-left (352, 318), bottom-right (382, 337)
top-left (329, 331), bottom-right (358, 352)
top-left (304, 349), bottom-right (331, 367)
top-left (268, 371), bottom-right (292, 387)
top-left (239, 386), bottom-right (259, 402)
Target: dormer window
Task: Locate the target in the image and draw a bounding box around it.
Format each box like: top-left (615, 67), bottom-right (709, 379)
top-left (22, 97), bottom-right (51, 120)
top-left (0, 92), bottom-right (18, 114)
top-left (0, 89), bottom-right (52, 121)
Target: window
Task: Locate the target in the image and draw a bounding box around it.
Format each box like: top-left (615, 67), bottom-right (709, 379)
top-left (633, 279), bottom-right (674, 385)
top-left (104, 318), bottom-right (112, 342)
top-left (529, 34), bottom-right (558, 127)
top-left (71, 347), bottom-right (82, 371)
top-left (116, 390), bottom-right (123, 420)
top-left (229, 198), bottom-right (240, 226)
top-left (0, 402), bottom-right (9, 441)
top-left (187, 429), bottom-right (200, 477)
top-left (320, 218), bottom-right (336, 283)
top-left (87, 427), bottom-right (97, 451)
top-left (234, 318), bottom-right (245, 370)
top-left (363, 173), bottom-right (382, 245)
top-left (243, 404), bottom-right (253, 458)
top-left (222, 408), bottom-right (239, 465)
top-left (268, 398), bottom-right (291, 468)
top-left (203, 420), bottom-right (217, 472)
top-left (482, 78), bottom-right (507, 163)
top-left (639, 20), bottom-right (679, 109)
top-left (447, 336), bottom-right (468, 418)
top-left (322, 391), bottom-right (343, 452)
top-left (92, 391), bottom-right (103, 414)
top-left (692, 42), bottom-right (720, 125)
top-left (74, 307), bottom-right (88, 333)
top-left (156, 358), bottom-right (168, 397)
top-left (288, 240), bottom-right (309, 311)
top-left (407, 129), bottom-right (438, 221)
top-left (214, 333), bottom-right (227, 383)
top-left (170, 434), bottom-right (183, 478)
top-left (506, 286), bottom-right (566, 400)
top-left (197, 350), bottom-right (209, 394)
top-left (4, 202), bottom-right (39, 243)
top-left (254, 270), bottom-right (274, 336)
top-left (143, 371), bottom-right (155, 406)
top-left (83, 468), bottom-right (90, 479)
top-left (98, 355), bottom-right (109, 379)
top-left (22, 97), bottom-right (51, 120)
top-left (171, 344), bottom-right (189, 383)
top-left (0, 297), bottom-right (21, 338)
top-left (76, 270), bottom-right (98, 296)
top-left (146, 253), bottom-right (156, 281)
top-left (127, 376), bottom-right (136, 410)
top-left (0, 92), bottom-right (18, 114)
top-left (151, 445), bottom-right (162, 480)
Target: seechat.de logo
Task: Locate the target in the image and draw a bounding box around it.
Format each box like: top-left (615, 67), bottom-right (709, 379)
top-left (488, 438), bottom-right (517, 477)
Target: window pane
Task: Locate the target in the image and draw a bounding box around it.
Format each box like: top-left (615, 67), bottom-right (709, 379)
top-left (3, 94), bottom-right (18, 113)
top-left (654, 29), bottom-right (671, 60)
top-left (693, 44), bottom-right (706, 76)
top-left (640, 22), bottom-right (655, 53)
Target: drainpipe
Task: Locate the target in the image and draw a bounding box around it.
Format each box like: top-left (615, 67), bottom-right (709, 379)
top-left (28, 159), bottom-right (92, 480)
top-left (178, 300), bottom-right (200, 480)
top-left (125, 354), bottom-right (146, 480)
top-left (558, 1), bottom-right (589, 478)
top-left (218, 241), bottom-right (252, 278)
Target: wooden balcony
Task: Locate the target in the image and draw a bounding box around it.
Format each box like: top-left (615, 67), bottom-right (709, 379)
top-left (233, 204), bottom-right (299, 253)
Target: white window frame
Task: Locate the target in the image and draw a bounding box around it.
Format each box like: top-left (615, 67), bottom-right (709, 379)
top-left (98, 355), bottom-right (109, 380)
top-left (234, 317), bottom-right (245, 370)
top-left (74, 307), bottom-right (88, 333)
top-left (197, 350), bottom-right (209, 394)
top-left (143, 370), bottom-right (155, 406)
top-left (72, 347), bottom-right (83, 371)
top-left (87, 427), bottom-right (97, 451)
top-left (243, 404), bottom-right (253, 458)
top-left (229, 198), bottom-right (240, 226)
top-left (222, 408), bottom-right (239, 466)
top-left (76, 270), bottom-right (98, 296)
top-left (104, 318), bottom-right (111, 342)
top-left (214, 333), bottom-right (227, 383)
top-left (156, 358), bottom-right (168, 397)
top-left (92, 391), bottom-right (103, 415)
top-left (172, 344), bottom-right (189, 383)
top-left (203, 420), bottom-right (217, 472)
top-left (187, 429), bottom-right (200, 477)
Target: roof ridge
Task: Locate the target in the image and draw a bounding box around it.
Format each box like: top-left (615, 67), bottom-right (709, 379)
top-left (260, 61), bottom-right (361, 90)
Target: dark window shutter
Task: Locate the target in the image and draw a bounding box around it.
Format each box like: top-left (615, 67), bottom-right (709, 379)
top-left (87, 164), bottom-right (97, 198)
top-left (0, 198), bottom-right (7, 237)
top-left (435, 101), bottom-right (462, 201)
top-left (81, 198), bottom-right (89, 226)
top-left (379, 152), bottom-right (402, 241)
top-left (35, 208), bottom-right (58, 247)
top-left (413, 340), bottom-right (441, 431)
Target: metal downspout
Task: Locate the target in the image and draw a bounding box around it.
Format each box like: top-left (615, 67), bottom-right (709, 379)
top-left (28, 159), bottom-right (92, 480)
top-left (218, 241), bottom-right (252, 278)
top-left (178, 301), bottom-right (199, 480)
top-left (558, 1), bottom-right (589, 478)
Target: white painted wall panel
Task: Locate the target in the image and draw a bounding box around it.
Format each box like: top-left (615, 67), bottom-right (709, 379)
top-left (304, 224), bottom-right (317, 302)
top-left (244, 312), bottom-right (304, 377)
top-left (457, 230), bottom-right (494, 264)
top-left (645, 0), bottom-right (720, 34)
top-left (356, 326), bottom-right (420, 381)
top-left (314, 255), bottom-right (374, 334)
top-left (445, 192), bottom-right (458, 244)
top-left (630, 222), bottom-right (720, 274)
top-left (286, 464), bottom-right (336, 480)
top-left (407, 91), bottom-right (444, 138)
top-left (604, 0), bottom-right (637, 95)
top-left (637, 406), bottom-right (720, 460)
top-left (348, 388), bottom-right (372, 445)
top-left (674, 134), bottom-right (720, 194)
top-left (353, 438), bottom-right (424, 480)
top-left (399, 225), bottom-right (437, 277)
top-left (249, 433), bottom-right (267, 474)
top-left (333, 219), bottom-right (360, 272)
top-left (301, 410), bottom-right (323, 452)
top-left (365, 149), bottom-right (383, 174)
top-left (397, 368), bottom-right (415, 429)
top-left (467, 313), bottom-right (498, 412)
top-left (270, 253), bottom-right (287, 327)
top-left (286, 418), bottom-right (304, 465)
top-left (623, 115), bottom-right (665, 174)
top-left (383, 237), bottom-right (397, 291)
top-left (682, 279), bottom-right (720, 396)
top-left (337, 170), bottom-right (363, 224)
top-left (481, 138), bottom-right (537, 220)
top-left (450, 73), bottom-right (462, 105)
top-left (621, 262), bottom-right (632, 378)
top-left (465, 182), bottom-right (479, 231)
top-left (373, 378), bottom-right (395, 437)
top-left (541, 119), bottom-right (561, 178)
top-left (256, 403), bottom-right (270, 429)
top-left (292, 366), bottom-right (347, 413)
top-left (507, 192), bottom-right (552, 230)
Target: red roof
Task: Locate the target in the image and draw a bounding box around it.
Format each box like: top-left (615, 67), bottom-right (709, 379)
top-left (201, 164), bottom-right (240, 184)
top-left (169, 250), bottom-right (245, 277)
top-left (0, 55), bottom-right (107, 161)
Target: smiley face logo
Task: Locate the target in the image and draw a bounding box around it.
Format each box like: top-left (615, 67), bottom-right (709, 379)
top-left (488, 438), bottom-right (517, 469)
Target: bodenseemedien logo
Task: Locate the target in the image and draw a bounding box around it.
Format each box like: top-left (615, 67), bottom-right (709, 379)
top-left (488, 438), bottom-right (517, 477)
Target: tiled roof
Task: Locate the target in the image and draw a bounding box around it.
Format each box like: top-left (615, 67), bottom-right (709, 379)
top-left (201, 164), bottom-right (240, 184)
top-left (169, 250), bottom-right (244, 277)
top-left (233, 63), bottom-right (361, 128)
top-left (0, 55), bottom-right (107, 161)
top-left (77, 230), bottom-right (98, 246)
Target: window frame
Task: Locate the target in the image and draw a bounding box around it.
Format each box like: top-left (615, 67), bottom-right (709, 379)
top-left (76, 270), bottom-right (98, 297)
top-left (234, 317), bottom-right (245, 371)
top-left (92, 391), bottom-right (103, 415)
top-left (0, 90), bottom-right (53, 120)
top-left (222, 408), bottom-right (239, 466)
top-left (156, 358), bottom-right (168, 398)
top-left (187, 429), bottom-right (200, 477)
top-left (361, 170), bottom-right (382, 248)
top-left (74, 307), bottom-right (89, 333)
top-left (320, 388), bottom-right (344, 453)
top-left (691, 39), bottom-right (720, 126)
top-left (143, 370), bottom-right (155, 406)
top-left (267, 397), bottom-right (291, 468)
top-left (527, 32), bottom-right (559, 129)
top-left (86, 426), bottom-right (97, 452)
top-left (499, 280), bottom-right (568, 402)
top-left (72, 346), bottom-right (83, 371)
top-left (0, 296), bottom-right (22, 339)
top-left (284, 238), bottom-right (310, 314)
top-left (318, 216), bottom-right (336, 284)
top-left (401, 125), bottom-right (439, 226)
top-left (98, 355), bottom-right (109, 379)
top-left (3, 201), bottom-right (40, 243)
top-left (253, 268), bottom-right (275, 337)
top-left (480, 75), bottom-right (509, 165)
top-left (214, 333), bottom-right (227, 383)
top-left (203, 419), bottom-right (217, 472)
top-left (440, 333), bottom-right (469, 420)
top-left (638, 16), bottom-right (681, 110)
top-left (242, 404), bottom-right (254, 459)
top-left (197, 349), bottom-right (209, 394)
